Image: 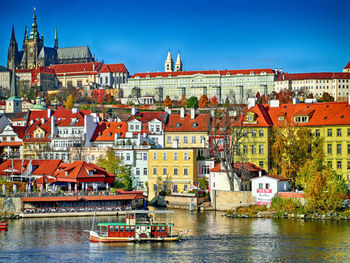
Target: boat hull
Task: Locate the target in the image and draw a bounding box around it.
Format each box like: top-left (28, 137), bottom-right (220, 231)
top-left (89, 231), bottom-right (181, 243)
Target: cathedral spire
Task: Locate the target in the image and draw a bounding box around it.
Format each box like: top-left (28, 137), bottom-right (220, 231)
top-left (30, 7), bottom-right (40, 39)
top-left (165, 50), bottom-right (174, 72)
top-left (10, 24), bottom-right (16, 42)
top-left (7, 25), bottom-right (18, 69)
top-left (175, 52), bottom-right (183, 72)
top-left (54, 26), bottom-right (58, 49)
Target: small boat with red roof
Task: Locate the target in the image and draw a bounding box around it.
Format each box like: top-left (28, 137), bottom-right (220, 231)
top-left (0, 221), bottom-right (8, 230)
top-left (87, 210), bottom-right (183, 242)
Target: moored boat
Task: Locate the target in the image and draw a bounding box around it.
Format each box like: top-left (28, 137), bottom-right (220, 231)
top-left (0, 222), bottom-right (8, 230)
top-left (87, 210), bottom-right (183, 242)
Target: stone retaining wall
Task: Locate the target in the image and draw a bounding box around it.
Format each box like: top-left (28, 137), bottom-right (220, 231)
top-left (213, 191), bottom-right (256, 211)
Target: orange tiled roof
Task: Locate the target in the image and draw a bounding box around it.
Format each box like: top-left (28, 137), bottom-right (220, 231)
top-left (0, 159), bottom-right (62, 176)
top-left (91, 121), bottom-right (127, 141)
top-left (51, 62), bottom-right (101, 75)
top-left (165, 113), bottom-right (210, 132)
top-left (131, 68), bottom-right (275, 79)
top-left (98, 63), bottom-right (128, 73)
top-left (276, 72), bottom-right (350, 81)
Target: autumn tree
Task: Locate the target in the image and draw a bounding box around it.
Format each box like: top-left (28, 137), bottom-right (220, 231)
top-left (319, 92), bottom-right (335, 102)
top-left (270, 123), bottom-right (323, 189)
top-left (209, 96), bottom-right (219, 107)
top-left (210, 96), bottom-right (250, 191)
top-left (65, 94), bottom-right (74, 110)
top-left (198, 94), bottom-right (209, 108)
top-left (162, 96), bottom-right (172, 107)
top-left (179, 94), bottom-right (187, 107)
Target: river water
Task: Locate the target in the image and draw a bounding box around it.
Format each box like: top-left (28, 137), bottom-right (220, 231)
top-left (0, 210), bottom-right (349, 262)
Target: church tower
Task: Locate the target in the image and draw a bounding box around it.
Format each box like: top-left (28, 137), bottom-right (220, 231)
top-left (6, 64), bottom-right (22, 113)
top-left (165, 50), bottom-right (174, 72)
top-left (7, 25), bottom-right (19, 69)
top-left (175, 52), bottom-right (183, 72)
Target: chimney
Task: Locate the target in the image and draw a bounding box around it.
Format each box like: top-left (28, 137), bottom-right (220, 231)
top-left (180, 107), bottom-right (185, 118)
top-left (47, 108), bottom-right (51, 118)
top-left (41, 118), bottom-right (45, 124)
top-left (51, 116), bottom-right (56, 136)
top-left (270, 100), bottom-right (280, 108)
top-left (190, 108), bottom-right (196, 119)
top-left (279, 68), bottom-right (283, 74)
top-left (93, 64), bottom-right (95, 71)
top-left (72, 108), bottom-right (78, 114)
top-left (131, 106), bottom-right (137, 115)
top-left (259, 170), bottom-right (262, 177)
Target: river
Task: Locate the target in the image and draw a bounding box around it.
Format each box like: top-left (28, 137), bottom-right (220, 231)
top-left (0, 210), bottom-right (349, 262)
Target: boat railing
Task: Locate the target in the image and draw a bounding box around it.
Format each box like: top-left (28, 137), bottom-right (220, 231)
top-left (22, 205), bottom-right (133, 214)
top-left (1, 190), bottom-right (129, 198)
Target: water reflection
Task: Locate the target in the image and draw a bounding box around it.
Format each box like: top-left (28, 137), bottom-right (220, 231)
top-left (0, 210), bottom-right (349, 262)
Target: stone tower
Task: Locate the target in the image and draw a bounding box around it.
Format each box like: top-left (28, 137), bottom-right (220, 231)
top-left (6, 65), bottom-right (22, 113)
top-left (165, 50), bottom-right (174, 72)
top-left (54, 26), bottom-right (58, 49)
top-left (7, 25), bottom-right (18, 69)
top-left (175, 52), bottom-right (183, 72)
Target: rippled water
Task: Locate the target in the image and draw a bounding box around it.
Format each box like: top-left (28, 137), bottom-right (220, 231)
top-left (0, 210), bottom-right (349, 262)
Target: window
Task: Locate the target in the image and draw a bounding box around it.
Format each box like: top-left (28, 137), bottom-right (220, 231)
top-left (259, 161), bottom-right (264, 167)
top-left (192, 136), bottom-right (196, 143)
top-left (91, 155), bottom-right (95, 161)
top-left (163, 168), bottom-right (167, 175)
top-left (252, 130), bottom-right (257, 138)
top-left (184, 168), bottom-right (188, 175)
top-left (153, 152), bottom-right (157, 160)
top-left (337, 161), bottom-right (342, 169)
top-left (183, 136), bottom-right (188, 144)
top-left (163, 152), bottom-right (167, 161)
top-left (315, 129), bottom-right (320, 137)
top-left (265, 183), bottom-right (270, 189)
top-left (259, 130), bottom-right (264, 137)
top-left (327, 129), bottom-right (332, 136)
top-left (184, 152), bottom-right (189, 160)
top-left (337, 129), bottom-right (342, 136)
top-left (258, 183), bottom-right (263, 189)
top-left (143, 168), bottom-right (147, 175)
top-left (173, 168), bottom-right (178, 175)
top-left (337, 144), bottom-right (342, 154)
top-left (167, 136), bottom-right (171, 144)
top-left (348, 144), bottom-right (350, 154)
top-left (136, 168), bottom-right (140, 176)
top-left (327, 144), bottom-right (332, 154)
top-left (174, 152), bottom-right (178, 161)
top-left (251, 145), bottom-right (257, 154)
top-left (175, 136), bottom-right (179, 142)
top-left (143, 153), bottom-right (147, 161)
top-left (243, 145), bottom-right (248, 154)
top-left (130, 125), bottom-right (134, 130)
top-left (327, 161), bottom-right (332, 168)
top-left (348, 128), bottom-right (350, 136)
top-left (126, 153), bottom-right (131, 161)
top-left (153, 167), bottom-right (157, 175)
top-left (259, 145), bottom-right (264, 154)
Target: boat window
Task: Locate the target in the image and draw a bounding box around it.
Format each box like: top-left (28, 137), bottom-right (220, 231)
top-left (152, 226), bottom-right (156, 232)
top-left (125, 226), bottom-right (129, 232)
top-left (163, 227), bottom-right (167, 232)
top-left (120, 226), bottom-right (124, 232)
top-left (157, 227), bottom-right (161, 232)
top-left (130, 226), bottom-right (135, 232)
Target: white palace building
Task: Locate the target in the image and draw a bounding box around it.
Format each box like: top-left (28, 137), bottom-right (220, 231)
top-left (122, 51), bottom-right (278, 103)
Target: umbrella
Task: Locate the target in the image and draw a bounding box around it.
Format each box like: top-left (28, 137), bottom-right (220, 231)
top-left (68, 183), bottom-right (71, 192)
top-left (2, 184), bottom-right (5, 194)
top-left (106, 183), bottom-right (109, 191)
top-left (13, 184), bottom-right (17, 193)
top-left (40, 184), bottom-right (43, 192)
top-left (85, 183), bottom-right (88, 192)
top-left (75, 184), bottom-right (77, 192)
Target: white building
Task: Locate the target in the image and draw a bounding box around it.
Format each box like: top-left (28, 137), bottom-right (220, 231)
top-left (251, 175), bottom-right (290, 205)
top-left (123, 52), bottom-right (277, 103)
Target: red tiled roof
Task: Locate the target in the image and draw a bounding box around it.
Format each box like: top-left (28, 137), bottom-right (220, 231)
top-left (276, 72), bottom-right (350, 81)
top-left (51, 62), bottom-right (101, 74)
top-left (131, 69), bottom-right (275, 79)
top-left (98, 64), bottom-right (128, 73)
top-left (210, 162), bottom-right (264, 173)
top-left (166, 113), bottom-right (210, 132)
top-left (263, 101), bottom-right (350, 127)
top-left (0, 159), bottom-right (62, 176)
top-left (128, 111), bottom-right (167, 123)
top-left (344, 61), bottom-right (350, 69)
top-left (12, 126), bottom-right (26, 139)
top-left (91, 121), bottom-right (128, 141)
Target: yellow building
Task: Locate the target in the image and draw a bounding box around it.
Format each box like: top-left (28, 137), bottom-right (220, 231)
top-left (148, 148), bottom-right (197, 200)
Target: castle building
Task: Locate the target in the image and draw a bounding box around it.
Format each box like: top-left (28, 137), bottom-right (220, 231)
top-left (7, 8), bottom-right (94, 70)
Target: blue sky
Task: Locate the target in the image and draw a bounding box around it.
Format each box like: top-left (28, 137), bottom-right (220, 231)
top-left (1, 0), bottom-right (349, 74)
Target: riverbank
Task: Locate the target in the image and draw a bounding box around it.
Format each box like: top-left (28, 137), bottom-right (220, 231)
top-left (226, 206), bottom-right (350, 220)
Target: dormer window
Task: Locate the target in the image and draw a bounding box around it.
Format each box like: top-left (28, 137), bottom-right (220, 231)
top-left (247, 115), bottom-right (253, 122)
top-left (192, 123), bottom-right (198, 128)
top-left (278, 116), bottom-right (285, 121)
top-left (250, 71), bottom-right (255, 75)
top-left (176, 123), bottom-right (181, 128)
top-left (294, 116), bottom-right (308, 123)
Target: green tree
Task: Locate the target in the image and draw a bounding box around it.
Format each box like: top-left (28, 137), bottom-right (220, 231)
top-left (186, 96), bottom-right (198, 108)
top-left (65, 94), bottom-right (74, 110)
top-left (97, 149), bottom-right (132, 190)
